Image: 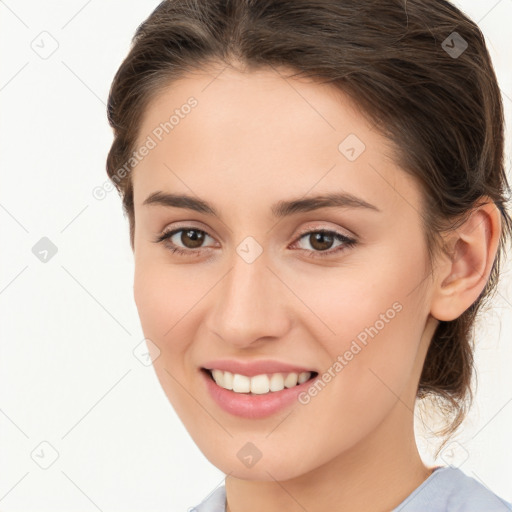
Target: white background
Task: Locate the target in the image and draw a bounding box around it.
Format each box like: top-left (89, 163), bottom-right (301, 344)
top-left (0, 1), bottom-right (511, 510)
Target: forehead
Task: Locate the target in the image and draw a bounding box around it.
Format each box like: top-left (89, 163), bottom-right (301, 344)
top-left (136, 65), bottom-right (371, 151)
top-left (132, 65), bottom-right (422, 218)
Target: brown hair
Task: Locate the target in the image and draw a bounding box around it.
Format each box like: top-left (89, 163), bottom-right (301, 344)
top-left (106, 0), bottom-right (511, 454)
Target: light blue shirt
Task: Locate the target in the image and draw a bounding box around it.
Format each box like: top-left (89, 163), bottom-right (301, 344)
top-left (190, 466), bottom-right (512, 511)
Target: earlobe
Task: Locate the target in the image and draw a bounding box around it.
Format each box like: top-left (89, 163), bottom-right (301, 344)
top-left (430, 198), bottom-right (501, 322)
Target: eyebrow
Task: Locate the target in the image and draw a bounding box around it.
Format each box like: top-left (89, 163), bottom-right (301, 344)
top-left (142, 191), bottom-right (381, 218)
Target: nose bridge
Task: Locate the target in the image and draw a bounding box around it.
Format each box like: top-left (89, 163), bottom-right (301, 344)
top-left (207, 243), bottom-right (291, 347)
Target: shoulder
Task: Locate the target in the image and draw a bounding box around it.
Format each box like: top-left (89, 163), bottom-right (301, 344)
top-left (393, 466), bottom-right (512, 512)
top-left (189, 485), bottom-right (226, 512)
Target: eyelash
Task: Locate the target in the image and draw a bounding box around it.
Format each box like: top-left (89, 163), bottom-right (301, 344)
top-left (153, 226), bottom-right (357, 259)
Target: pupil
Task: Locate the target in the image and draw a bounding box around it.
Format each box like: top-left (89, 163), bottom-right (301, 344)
top-left (311, 232), bottom-right (333, 251)
top-left (182, 229), bottom-right (204, 248)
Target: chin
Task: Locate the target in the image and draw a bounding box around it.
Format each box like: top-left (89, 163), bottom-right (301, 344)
top-left (196, 440), bottom-right (315, 482)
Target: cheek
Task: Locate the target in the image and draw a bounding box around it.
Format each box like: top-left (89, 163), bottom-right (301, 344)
top-left (292, 295), bottom-right (424, 460)
top-left (295, 248), bottom-right (427, 411)
top-left (133, 259), bottom-right (204, 417)
top-left (133, 258), bottom-right (196, 351)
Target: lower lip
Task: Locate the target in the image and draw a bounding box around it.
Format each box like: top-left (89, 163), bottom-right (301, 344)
top-left (200, 369), bottom-right (318, 419)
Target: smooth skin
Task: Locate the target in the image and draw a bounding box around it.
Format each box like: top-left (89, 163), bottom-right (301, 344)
top-left (130, 63), bottom-right (501, 512)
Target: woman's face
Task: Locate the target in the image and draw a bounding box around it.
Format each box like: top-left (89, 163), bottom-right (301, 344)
top-left (131, 65), bottom-right (438, 481)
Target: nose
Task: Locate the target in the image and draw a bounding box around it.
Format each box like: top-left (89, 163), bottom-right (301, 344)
top-left (205, 248), bottom-right (293, 350)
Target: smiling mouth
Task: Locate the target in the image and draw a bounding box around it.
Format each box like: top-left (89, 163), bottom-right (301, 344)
top-left (201, 368), bottom-right (318, 395)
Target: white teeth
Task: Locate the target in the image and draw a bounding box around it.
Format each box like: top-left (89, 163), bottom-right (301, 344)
top-left (250, 374), bottom-right (270, 394)
top-left (232, 373), bottom-right (251, 393)
top-left (223, 371), bottom-right (234, 390)
top-left (284, 372), bottom-right (298, 388)
top-left (212, 369), bottom-right (224, 386)
top-left (209, 369), bottom-right (313, 394)
top-left (269, 373), bottom-right (284, 391)
top-left (297, 372), bottom-right (310, 384)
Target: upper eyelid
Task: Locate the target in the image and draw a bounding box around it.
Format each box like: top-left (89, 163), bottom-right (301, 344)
top-left (294, 223), bottom-right (355, 240)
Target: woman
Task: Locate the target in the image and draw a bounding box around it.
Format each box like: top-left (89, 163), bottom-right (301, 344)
top-left (105, 0), bottom-right (512, 510)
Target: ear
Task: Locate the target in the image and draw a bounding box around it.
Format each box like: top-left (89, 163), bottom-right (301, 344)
top-left (430, 197), bottom-right (502, 322)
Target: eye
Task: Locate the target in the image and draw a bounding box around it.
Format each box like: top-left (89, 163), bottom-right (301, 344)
top-left (153, 226), bottom-right (357, 259)
top-left (153, 227), bottom-right (216, 256)
top-left (290, 229), bottom-right (357, 258)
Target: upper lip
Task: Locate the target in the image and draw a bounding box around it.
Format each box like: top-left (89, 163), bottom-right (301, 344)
top-left (201, 359), bottom-right (317, 377)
